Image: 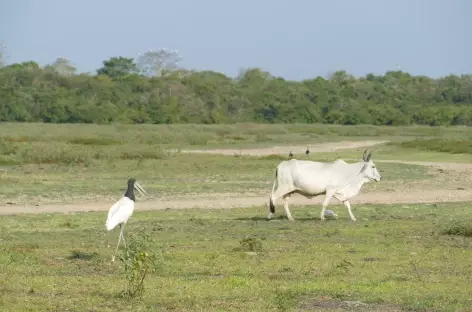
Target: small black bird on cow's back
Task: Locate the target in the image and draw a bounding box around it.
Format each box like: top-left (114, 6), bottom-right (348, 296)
top-left (289, 150), bottom-right (294, 158)
top-left (305, 146), bottom-right (310, 156)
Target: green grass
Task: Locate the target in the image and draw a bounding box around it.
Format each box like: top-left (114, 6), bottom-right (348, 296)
top-left (0, 122), bottom-right (468, 204)
top-left (1, 123), bottom-right (469, 169)
top-left (1, 202), bottom-right (472, 311)
top-left (0, 123), bottom-right (471, 311)
top-left (304, 142), bottom-right (472, 164)
top-left (0, 123), bottom-right (470, 150)
top-left (391, 139), bottom-right (472, 155)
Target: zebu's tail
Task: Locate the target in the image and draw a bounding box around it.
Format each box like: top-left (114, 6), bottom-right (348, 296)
top-left (269, 168), bottom-right (278, 213)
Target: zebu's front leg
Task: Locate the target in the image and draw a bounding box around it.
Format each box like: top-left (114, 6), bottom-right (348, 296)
top-left (282, 194), bottom-right (295, 221)
top-left (320, 190), bottom-right (334, 221)
top-left (343, 200), bottom-right (357, 222)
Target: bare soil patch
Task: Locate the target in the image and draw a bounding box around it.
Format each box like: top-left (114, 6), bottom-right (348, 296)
top-left (1, 189), bottom-right (471, 216)
top-left (299, 298), bottom-right (408, 311)
top-left (177, 140), bottom-right (388, 156)
top-left (377, 160), bottom-right (472, 172)
top-left (179, 141), bottom-right (472, 172)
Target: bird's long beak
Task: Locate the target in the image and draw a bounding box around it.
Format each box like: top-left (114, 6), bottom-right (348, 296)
top-left (134, 181), bottom-right (148, 197)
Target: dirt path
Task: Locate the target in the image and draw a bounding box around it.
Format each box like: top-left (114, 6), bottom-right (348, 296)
top-left (1, 140), bottom-right (470, 215)
top-left (376, 160), bottom-right (472, 171)
top-left (1, 189), bottom-right (471, 216)
top-left (179, 140), bottom-right (472, 172)
top-left (177, 140), bottom-right (389, 156)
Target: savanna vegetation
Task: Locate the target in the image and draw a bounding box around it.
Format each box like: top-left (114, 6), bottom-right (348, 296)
top-left (2, 202), bottom-right (472, 311)
top-left (0, 123), bottom-right (470, 205)
top-left (1, 47), bottom-right (472, 312)
top-left (1, 49), bottom-right (472, 126)
top-left (394, 138), bottom-right (472, 155)
top-left (0, 124), bottom-right (471, 312)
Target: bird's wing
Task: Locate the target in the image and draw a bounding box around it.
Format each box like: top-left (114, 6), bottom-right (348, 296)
top-left (106, 197), bottom-right (134, 230)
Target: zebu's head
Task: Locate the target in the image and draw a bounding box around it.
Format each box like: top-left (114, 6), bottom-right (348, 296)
top-left (360, 149), bottom-right (381, 182)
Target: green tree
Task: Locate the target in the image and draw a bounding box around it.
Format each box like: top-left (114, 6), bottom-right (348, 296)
top-left (97, 57), bottom-right (138, 78)
top-left (0, 54), bottom-right (471, 126)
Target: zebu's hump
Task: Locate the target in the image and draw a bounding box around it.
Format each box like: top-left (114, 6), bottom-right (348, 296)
top-left (326, 159), bottom-right (348, 167)
top-left (277, 158), bottom-right (351, 174)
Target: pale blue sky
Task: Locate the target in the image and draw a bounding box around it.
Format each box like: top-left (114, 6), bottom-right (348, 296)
top-left (1, 0), bottom-right (471, 80)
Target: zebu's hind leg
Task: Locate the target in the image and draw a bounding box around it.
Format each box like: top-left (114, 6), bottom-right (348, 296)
top-left (320, 190), bottom-right (335, 221)
top-left (282, 194), bottom-right (295, 221)
top-left (267, 187), bottom-right (294, 220)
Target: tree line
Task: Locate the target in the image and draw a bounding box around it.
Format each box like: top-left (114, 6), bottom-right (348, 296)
top-left (0, 50), bottom-right (471, 126)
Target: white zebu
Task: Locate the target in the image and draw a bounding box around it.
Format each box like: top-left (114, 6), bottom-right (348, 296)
top-left (267, 150), bottom-right (382, 221)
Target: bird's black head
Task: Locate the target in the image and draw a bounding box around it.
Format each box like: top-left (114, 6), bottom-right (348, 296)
top-left (125, 178), bottom-right (137, 201)
top-left (124, 177), bottom-right (148, 202)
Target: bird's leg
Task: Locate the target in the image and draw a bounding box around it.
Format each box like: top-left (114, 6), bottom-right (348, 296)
top-left (119, 224), bottom-right (130, 259)
top-left (120, 224), bottom-right (126, 248)
top-left (111, 224), bottom-right (123, 262)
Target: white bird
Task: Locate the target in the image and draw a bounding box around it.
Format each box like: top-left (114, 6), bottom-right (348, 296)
top-left (106, 178), bottom-right (148, 262)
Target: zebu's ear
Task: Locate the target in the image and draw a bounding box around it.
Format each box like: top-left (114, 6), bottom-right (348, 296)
top-left (362, 149), bottom-right (368, 161)
top-left (366, 151), bottom-right (373, 162)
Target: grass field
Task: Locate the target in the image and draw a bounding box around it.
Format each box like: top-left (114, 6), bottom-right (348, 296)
top-left (0, 123), bottom-right (471, 204)
top-left (2, 203), bottom-right (472, 311)
top-left (0, 122), bottom-right (472, 311)
top-left (0, 153), bottom-right (442, 205)
top-left (0, 122), bottom-right (470, 150)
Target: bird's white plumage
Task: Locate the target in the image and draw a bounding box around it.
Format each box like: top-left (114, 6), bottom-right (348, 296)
top-left (106, 196), bottom-right (135, 231)
top-left (106, 179), bottom-right (148, 262)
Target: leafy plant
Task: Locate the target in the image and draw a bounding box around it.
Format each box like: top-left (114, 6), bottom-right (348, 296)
top-left (118, 231), bottom-right (162, 299)
top-left (325, 259), bottom-right (354, 276)
top-left (394, 139), bottom-right (472, 154)
top-left (273, 287), bottom-right (300, 311)
top-left (440, 221), bottom-right (472, 237)
top-left (239, 235), bottom-right (263, 252)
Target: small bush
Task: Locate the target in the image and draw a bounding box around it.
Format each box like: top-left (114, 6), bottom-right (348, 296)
top-left (325, 259), bottom-right (354, 277)
top-left (17, 143), bottom-right (92, 165)
top-left (255, 134), bottom-right (271, 142)
top-left (395, 139), bottom-right (472, 154)
top-left (258, 154), bottom-right (287, 161)
top-left (59, 221), bottom-right (80, 228)
top-left (0, 156), bottom-right (19, 165)
top-left (118, 232), bottom-right (162, 299)
top-left (69, 137), bottom-right (121, 146)
top-left (238, 235), bottom-right (263, 252)
top-left (120, 149), bottom-right (167, 160)
top-left (68, 250), bottom-right (99, 261)
top-left (440, 221), bottom-right (472, 237)
top-left (273, 287), bottom-right (300, 311)
top-left (0, 141), bottom-right (17, 155)
top-left (1, 136), bottom-right (31, 143)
